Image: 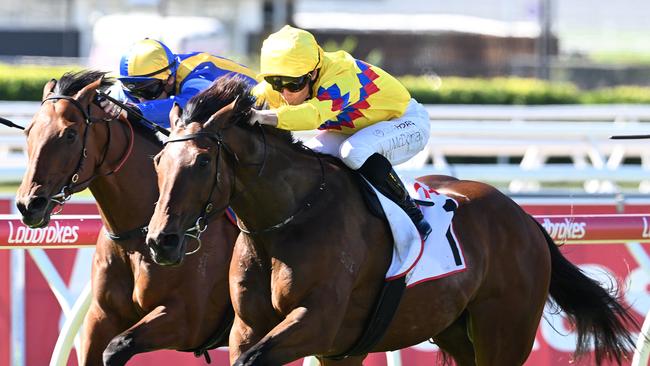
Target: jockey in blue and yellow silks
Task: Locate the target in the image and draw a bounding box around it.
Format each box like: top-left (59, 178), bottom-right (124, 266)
top-left (104, 39), bottom-right (258, 128)
top-left (249, 25), bottom-right (432, 240)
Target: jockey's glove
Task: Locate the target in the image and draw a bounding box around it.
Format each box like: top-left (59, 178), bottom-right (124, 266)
top-left (99, 97), bottom-right (126, 120)
top-left (247, 108), bottom-right (278, 127)
top-left (99, 96), bottom-right (141, 124)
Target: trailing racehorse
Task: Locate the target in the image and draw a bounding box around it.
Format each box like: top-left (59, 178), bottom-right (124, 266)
top-left (147, 77), bottom-right (638, 366)
top-left (15, 71), bottom-right (239, 365)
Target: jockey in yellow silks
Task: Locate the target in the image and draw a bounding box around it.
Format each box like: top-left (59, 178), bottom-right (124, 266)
top-left (249, 25), bottom-right (432, 240)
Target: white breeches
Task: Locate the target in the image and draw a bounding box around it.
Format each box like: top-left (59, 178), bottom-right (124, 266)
top-left (305, 99), bottom-right (431, 170)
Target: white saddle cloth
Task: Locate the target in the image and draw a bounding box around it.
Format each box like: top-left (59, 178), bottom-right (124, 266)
top-left (370, 180), bottom-right (467, 287)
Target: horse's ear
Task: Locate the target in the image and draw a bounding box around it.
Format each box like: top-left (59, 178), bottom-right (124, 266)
top-left (42, 79), bottom-right (57, 101)
top-left (74, 77), bottom-right (103, 106)
top-left (204, 98), bottom-right (237, 131)
top-left (169, 103), bottom-right (183, 130)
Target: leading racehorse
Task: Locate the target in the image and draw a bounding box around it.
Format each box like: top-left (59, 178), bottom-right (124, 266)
top-left (15, 71), bottom-right (238, 365)
top-left (146, 77), bottom-right (637, 366)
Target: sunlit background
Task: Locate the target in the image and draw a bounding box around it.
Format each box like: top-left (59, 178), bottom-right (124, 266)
top-left (1, 0), bottom-right (650, 86)
top-left (2, 1), bottom-right (650, 366)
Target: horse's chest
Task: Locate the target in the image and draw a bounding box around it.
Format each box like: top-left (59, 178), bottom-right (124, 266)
top-left (128, 253), bottom-right (156, 310)
top-left (269, 260), bottom-right (312, 315)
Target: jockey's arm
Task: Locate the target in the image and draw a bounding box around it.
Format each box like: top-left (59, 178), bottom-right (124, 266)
top-left (136, 78), bottom-right (211, 128)
top-left (252, 80), bottom-right (360, 131)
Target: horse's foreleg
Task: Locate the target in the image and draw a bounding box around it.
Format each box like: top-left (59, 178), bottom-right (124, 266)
top-left (229, 315), bottom-right (266, 364)
top-left (233, 300), bottom-right (346, 366)
top-left (102, 305), bottom-right (185, 366)
top-left (78, 302), bottom-right (128, 366)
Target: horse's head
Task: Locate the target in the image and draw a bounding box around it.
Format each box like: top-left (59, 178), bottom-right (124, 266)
top-left (16, 70), bottom-right (114, 228)
top-left (146, 77), bottom-right (254, 265)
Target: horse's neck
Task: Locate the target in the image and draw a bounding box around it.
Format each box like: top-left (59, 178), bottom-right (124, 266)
top-left (89, 127), bottom-right (160, 236)
top-left (231, 136), bottom-right (338, 231)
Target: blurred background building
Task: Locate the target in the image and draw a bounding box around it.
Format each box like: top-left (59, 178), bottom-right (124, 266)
top-left (1, 0), bottom-right (650, 87)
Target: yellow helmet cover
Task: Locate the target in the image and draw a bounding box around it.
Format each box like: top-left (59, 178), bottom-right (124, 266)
top-left (259, 25), bottom-right (324, 78)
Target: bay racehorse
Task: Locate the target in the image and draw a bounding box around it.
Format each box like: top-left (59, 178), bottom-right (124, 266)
top-left (15, 70), bottom-right (239, 365)
top-left (146, 77), bottom-right (637, 366)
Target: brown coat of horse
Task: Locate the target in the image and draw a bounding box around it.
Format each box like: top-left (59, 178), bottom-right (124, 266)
top-left (147, 78), bottom-right (637, 366)
top-left (15, 71), bottom-right (239, 365)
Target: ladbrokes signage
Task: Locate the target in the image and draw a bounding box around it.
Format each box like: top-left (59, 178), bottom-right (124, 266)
top-left (7, 221), bottom-right (79, 244)
top-left (541, 218), bottom-right (587, 240)
top-left (0, 215), bottom-right (100, 248)
top-left (536, 214), bottom-right (650, 244)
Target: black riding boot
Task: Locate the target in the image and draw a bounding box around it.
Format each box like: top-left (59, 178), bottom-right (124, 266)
top-left (358, 153), bottom-right (432, 241)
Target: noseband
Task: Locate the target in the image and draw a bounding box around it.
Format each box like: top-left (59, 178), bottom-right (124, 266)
top-left (42, 94), bottom-right (134, 212)
top-left (164, 124), bottom-right (327, 238)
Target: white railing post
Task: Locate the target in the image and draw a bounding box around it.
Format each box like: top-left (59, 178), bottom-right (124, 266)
top-left (11, 249), bottom-right (26, 366)
top-left (627, 241), bottom-right (650, 365)
top-left (385, 350), bottom-right (402, 366)
top-left (50, 281), bottom-right (92, 366)
top-left (632, 311), bottom-right (650, 366)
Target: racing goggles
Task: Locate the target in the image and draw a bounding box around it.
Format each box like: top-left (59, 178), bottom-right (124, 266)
top-left (123, 79), bottom-right (165, 100)
top-left (264, 74), bottom-right (311, 93)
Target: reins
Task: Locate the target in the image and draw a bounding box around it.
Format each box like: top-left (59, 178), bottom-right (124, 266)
top-left (164, 122), bottom-right (327, 237)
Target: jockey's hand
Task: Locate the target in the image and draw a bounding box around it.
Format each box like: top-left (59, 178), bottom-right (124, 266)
top-left (99, 92), bottom-right (141, 123)
top-left (99, 88), bottom-right (131, 120)
top-left (248, 108), bottom-right (278, 127)
top-left (99, 98), bottom-right (126, 120)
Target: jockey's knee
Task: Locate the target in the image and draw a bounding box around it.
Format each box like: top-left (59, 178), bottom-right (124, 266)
top-left (339, 141), bottom-right (374, 170)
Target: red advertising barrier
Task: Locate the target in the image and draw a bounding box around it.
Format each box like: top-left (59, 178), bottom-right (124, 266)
top-left (1, 197), bottom-right (650, 366)
top-left (3, 213), bottom-right (649, 250)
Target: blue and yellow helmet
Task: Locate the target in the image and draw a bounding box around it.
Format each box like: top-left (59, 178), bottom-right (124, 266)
top-left (119, 39), bottom-right (177, 84)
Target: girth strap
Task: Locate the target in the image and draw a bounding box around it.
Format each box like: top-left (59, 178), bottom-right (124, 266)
top-left (325, 276), bottom-right (406, 360)
top-left (180, 303), bottom-right (235, 364)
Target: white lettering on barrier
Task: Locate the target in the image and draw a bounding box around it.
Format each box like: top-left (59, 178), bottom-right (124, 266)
top-left (643, 217), bottom-right (650, 238)
top-left (541, 218), bottom-right (586, 240)
top-left (7, 221), bottom-right (80, 244)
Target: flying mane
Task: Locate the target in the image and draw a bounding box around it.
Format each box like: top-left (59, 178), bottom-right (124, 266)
top-left (52, 70), bottom-right (163, 147)
top-left (54, 70), bottom-right (114, 96)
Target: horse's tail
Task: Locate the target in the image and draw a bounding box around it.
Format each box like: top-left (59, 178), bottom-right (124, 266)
top-left (532, 217), bottom-right (638, 365)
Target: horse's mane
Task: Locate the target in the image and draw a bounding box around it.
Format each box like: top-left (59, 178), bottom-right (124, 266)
top-left (53, 69), bottom-right (163, 147)
top-left (182, 76), bottom-right (308, 151)
top-left (54, 70), bottom-right (114, 96)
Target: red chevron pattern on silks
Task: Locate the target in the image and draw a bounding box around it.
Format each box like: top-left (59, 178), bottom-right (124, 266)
top-left (316, 60), bottom-right (382, 131)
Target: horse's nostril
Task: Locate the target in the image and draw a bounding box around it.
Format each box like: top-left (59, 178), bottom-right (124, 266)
top-left (28, 197), bottom-right (49, 212)
top-left (16, 201), bottom-right (27, 215)
top-left (160, 234), bottom-right (181, 250)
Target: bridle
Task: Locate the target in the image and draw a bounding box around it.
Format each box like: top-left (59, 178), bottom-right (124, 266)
top-left (163, 121), bottom-right (326, 240)
top-left (41, 93), bottom-right (134, 212)
top-left (163, 129), bottom-right (239, 250)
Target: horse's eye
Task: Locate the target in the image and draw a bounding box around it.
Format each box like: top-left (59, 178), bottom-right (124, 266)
top-left (64, 129), bottom-right (77, 144)
top-left (153, 154), bottom-right (161, 166)
top-left (197, 155), bottom-right (211, 168)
